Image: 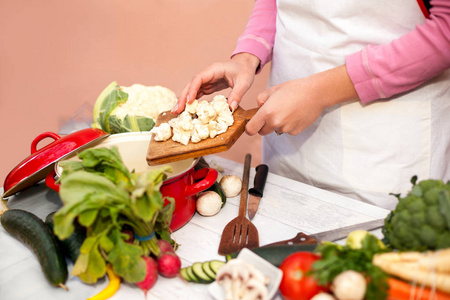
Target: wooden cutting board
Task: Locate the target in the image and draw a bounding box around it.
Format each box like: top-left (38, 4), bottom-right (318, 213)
top-left (146, 106), bottom-right (258, 166)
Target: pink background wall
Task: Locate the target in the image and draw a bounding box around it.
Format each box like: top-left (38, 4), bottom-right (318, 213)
top-left (0, 1), bottom-right (269, 185)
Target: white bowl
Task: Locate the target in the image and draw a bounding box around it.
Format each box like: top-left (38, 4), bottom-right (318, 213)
top-left (55, 131), bottom-right (198, 180)
top-left (208, 248), bottom-right (283, 300)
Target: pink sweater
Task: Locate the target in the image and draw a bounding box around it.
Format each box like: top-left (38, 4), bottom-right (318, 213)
top-left (232, 0), bottom-right (450, 104)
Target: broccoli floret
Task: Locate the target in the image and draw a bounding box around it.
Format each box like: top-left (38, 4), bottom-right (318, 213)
top-left (425, 206), bottom-right (446, 232)
top-left (437, 231), bottom-right (450, 249)
top-left (383, 177), bottom-right (450, 251)
top-left (423, 187), bottom-right (441, 205)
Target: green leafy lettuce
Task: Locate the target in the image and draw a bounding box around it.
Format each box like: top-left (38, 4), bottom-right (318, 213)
top-left (53, 146), bottom-right (174, 284)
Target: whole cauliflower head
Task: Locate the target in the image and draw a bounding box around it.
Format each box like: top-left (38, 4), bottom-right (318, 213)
top-left (92, 81), bottom-right (177, 134)
top-left (118, 84), bottom-right (177, 120)
top-left (382, 177), bottom-right (450, 251)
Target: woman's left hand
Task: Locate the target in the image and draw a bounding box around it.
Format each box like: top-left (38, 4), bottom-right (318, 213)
top-left (245, 65), bottom-right (360, 136)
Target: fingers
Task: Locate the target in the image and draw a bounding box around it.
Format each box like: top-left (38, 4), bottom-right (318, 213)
top-left (245, 106), bottom-right (280, 136)
top-left (173, 84), bottom-right (191, 114)
top-left (174, 64), bottom-right (230, 114)
top-left (227, 78), bottom-right (252, 111)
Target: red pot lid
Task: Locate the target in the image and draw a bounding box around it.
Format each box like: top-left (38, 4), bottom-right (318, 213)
top-left (2, 128), bottom-right (109, 198)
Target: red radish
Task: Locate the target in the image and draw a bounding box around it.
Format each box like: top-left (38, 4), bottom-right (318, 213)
top-left (157, 252), bottom-right (181, 278)
top-left (136, 256), bottom-right (158, 295)
top-left (158, 239), bottom-right (175, 254)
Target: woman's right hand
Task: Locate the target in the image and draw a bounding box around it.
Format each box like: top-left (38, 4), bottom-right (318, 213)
top-left (172, 53), bottom-right (260, 114)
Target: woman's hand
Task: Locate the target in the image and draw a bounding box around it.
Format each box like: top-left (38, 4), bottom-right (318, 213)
top-left (246, 65), bottom-right (360, 136)
top-left (173, 53), bottom-right (260, 114)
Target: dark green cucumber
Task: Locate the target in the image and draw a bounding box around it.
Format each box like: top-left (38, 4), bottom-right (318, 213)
top-left (45, 211), bottom-right (86, 263)
top-left (1, 209), bottom-right (68, 288)
top-left (226, 244), bottom-right (318, 267)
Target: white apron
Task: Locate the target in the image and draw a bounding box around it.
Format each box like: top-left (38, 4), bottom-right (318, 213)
top-left (263, 0), bottom-right (450, 210)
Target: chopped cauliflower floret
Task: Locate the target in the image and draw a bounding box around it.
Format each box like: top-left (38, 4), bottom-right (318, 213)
top-left (208, 120), bottom-right (229, 138)
top-left (191, 119), bottom-right (210, 143)
top-left (153, 94), bottom-right (234, 145)
top-left (217, 110), bottom-right (234, 127)
top-left (216, 121), bottom-right (229, 135)
top-left (150, 123), bottom-right (172, 141)
top-left (208, 121), bottom-right (219, 138)
top-left (185, 99), bottom-right (199, 115)
top-left (171, 124), bottom-right (191, 146)
top-left (196, 100), bottom-right (217, 124)
top-left (169, 114), bottom-right (193, 145)
top-left (211, 95), bottom-right (229, 113)
top-left (177, 111), bottom-right (194, 131)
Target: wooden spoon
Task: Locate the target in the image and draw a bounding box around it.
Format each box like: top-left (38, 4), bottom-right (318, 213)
top-left (217, 153), bottom-right (259, 255)
top-left (146, 106), bottom-right (258, 166)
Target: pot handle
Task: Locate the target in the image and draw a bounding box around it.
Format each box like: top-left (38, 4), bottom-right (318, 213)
top-left (185, 168), bottom-right (218, 198)
top-left (45, 169), bottom-right (60, 192)
top-left (31, 132), bottom-right (61, 153)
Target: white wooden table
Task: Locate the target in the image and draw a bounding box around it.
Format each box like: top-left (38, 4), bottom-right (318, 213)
top-left (0, 155), bottom-right (390, 300)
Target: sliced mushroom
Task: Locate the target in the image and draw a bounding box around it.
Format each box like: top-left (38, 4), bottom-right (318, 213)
top-left (241, 277), bottom-right (269, 300)
top-left (216, 259), bottom-right (270, 300)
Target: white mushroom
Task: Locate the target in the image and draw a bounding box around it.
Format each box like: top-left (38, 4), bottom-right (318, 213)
top-left (220, 175), bottom-right (243, 198)
top-left (331, 270), bottom-right (367, 300)
top-left (241, 277), bottom-right (269, 300)
top-left (216, 259), bottom-right (270, 300)
top-left (311, 293), bottom-right (336, 300)
top-left (196, 191), bottom-right (222, 216)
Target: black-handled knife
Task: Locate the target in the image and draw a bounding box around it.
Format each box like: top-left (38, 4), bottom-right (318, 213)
top-left (247, 164), bottom-right (269, 220)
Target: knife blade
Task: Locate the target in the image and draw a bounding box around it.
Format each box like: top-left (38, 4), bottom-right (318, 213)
top-left (247, 164), bottom-right (269, 220)
top-left (264, 218), bottom-right (385, 246)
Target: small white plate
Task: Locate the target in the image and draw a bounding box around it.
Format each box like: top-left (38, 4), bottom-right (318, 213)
top-left (208, 248), bottom-right (283, 300)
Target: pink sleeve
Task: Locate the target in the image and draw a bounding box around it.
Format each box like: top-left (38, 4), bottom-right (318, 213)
top-left (346, 0), bottom-right (450, 104)
top-left (231, 0), bottom-right (276, 73)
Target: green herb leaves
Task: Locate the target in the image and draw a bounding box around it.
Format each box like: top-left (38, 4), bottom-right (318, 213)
top-left (53, 146), bottom-right (174, 284)
top-left (312, 235), bottom-right (389, 300)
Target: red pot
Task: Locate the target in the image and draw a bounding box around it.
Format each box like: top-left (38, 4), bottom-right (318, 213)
top-left (155, 163), bottom-right (217, 231)
top-left (45, 131), bottom-right (217, 231)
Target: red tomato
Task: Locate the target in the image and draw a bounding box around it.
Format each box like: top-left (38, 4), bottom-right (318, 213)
top-left (279, 251), bottom-right (328, 300)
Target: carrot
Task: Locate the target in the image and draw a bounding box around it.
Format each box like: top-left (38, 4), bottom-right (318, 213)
top-left (387, 277), bottom-right (450, 300)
